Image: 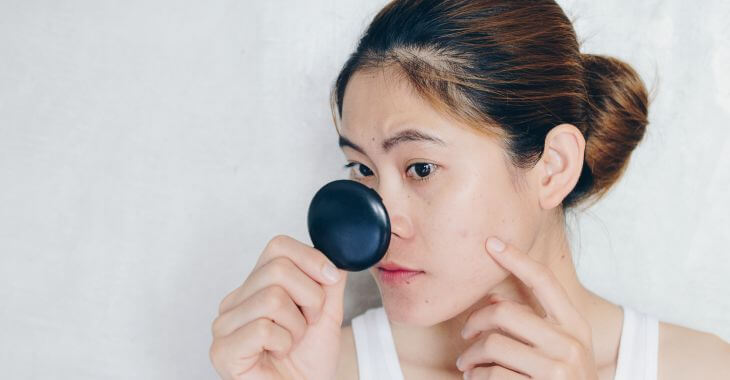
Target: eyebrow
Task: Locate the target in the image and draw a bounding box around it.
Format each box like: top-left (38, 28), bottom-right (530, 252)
top-left (338, 128), bottom-right (446, 155)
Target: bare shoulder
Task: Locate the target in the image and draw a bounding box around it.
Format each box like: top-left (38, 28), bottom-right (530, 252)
top-left (335, 325), bottom-right (359, 380)
top-left (658, 321), bottom-right (730, 380)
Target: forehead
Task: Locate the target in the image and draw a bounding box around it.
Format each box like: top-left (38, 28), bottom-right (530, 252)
top-left (340, 66), bottom-right (447, 138)
top-left (338, 66), bottom-right (506, 160)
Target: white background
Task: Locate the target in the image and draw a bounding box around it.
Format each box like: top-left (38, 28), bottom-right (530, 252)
top-left (1, 0), bottom-right (728, 378)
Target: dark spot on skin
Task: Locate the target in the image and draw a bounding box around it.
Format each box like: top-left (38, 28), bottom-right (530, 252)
top-left (405, 280), bottom-right (411, 285)
top-left (425, 299), bottom-right (429, 303)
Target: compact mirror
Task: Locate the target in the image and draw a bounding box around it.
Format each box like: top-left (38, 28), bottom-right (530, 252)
top-left (307, 179), bottom-right (391, 271)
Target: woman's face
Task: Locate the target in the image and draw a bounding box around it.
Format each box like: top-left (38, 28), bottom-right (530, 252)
top-left (338, 67), bottom-right (544, 326)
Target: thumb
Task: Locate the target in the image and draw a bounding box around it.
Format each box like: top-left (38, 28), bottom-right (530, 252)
top-left (318, 269), bottom-right (348, 327)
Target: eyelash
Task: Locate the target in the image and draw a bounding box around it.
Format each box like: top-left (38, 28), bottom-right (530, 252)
top-left (343, 162), bottom-right (438, 182)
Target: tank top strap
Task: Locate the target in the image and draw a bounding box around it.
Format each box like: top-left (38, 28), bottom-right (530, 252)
top-left (350, 307), bottom-right (405, 380)
top-left (614, 305), bottom-right (659, 380)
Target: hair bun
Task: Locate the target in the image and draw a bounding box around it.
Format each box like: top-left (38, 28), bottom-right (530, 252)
top-left (576, 53), bottom-right (650, 207)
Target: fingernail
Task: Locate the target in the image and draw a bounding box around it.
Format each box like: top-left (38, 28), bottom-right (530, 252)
top-left (456, 356), bottom-right (463, 370)
top-left (463, 371), bottom-right (470, 380)
top-left (460, 327), bottom-right (468, 339)
top-left (487, 237), bottom-right (505, 253)
top-left (322, 262), bottom-right (340, 284)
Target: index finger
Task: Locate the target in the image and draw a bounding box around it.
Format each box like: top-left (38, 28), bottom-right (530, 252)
top-left (484, 237), bottom-right (585, 330)
top-left (255, 234), bottom-right (342, 286)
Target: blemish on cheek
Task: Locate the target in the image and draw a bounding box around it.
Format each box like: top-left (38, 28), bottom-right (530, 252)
top-left (425, 299), bottom-right (429, 304)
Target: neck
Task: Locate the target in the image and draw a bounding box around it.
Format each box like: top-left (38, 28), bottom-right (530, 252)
top-left (389, 211), bottom-right (624, 375)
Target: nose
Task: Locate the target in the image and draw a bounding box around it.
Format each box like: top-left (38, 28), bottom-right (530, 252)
top-left (373, 182), bottom-right (413, 239)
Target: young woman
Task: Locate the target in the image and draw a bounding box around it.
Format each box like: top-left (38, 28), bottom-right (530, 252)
top-left (209, 1), bottom-right (730, 379)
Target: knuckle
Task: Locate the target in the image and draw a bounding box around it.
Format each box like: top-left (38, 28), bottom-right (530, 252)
top-left (549, 362), bottom-right (571, 379)
top-left (208, 340), bottom-right (225, 366)
top-left (266, 234), bottom-right (289, 252)
top-left (252, 318), bottom-right (275, 340)
top-left (261, 285), bottom-right (289, 311)
top-left (491, 301), bottom-right (513, 321)
top-left (218, 291), bottom-right (236, 315)
top-left (266, 256), bottom-right (292, 281)
top-left (564, 337), bottom-right (585, 365)
top-left (482, 333), bottom-right (501, 354)
top-left (211, 315), bottom-right (223, 336)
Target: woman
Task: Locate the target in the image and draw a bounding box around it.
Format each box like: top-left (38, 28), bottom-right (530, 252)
top-left (210, 0), bottom-right (730, 379)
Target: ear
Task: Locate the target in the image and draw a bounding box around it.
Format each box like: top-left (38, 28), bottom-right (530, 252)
top-left (532, 124), bottom-right (586, 210)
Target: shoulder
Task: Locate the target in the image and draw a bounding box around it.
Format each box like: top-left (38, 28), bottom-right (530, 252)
top-left (658, 321), bottom-right (730, 380)
top-left (335, 325), bottom-right (359, 380)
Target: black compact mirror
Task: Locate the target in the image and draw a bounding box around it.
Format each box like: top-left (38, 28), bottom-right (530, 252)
top-left (307, 179), bottom-right (391, 271)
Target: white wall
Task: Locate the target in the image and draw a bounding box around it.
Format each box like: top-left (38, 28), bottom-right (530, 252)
top-left (0, 0), bottom-right (728, 378)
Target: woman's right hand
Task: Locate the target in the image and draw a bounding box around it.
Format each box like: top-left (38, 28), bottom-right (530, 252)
top-left (209, 234), bottom-right (348, 380)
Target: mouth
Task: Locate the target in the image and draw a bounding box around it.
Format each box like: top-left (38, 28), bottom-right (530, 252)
top-left (376, 261), bottom-right (425, 285)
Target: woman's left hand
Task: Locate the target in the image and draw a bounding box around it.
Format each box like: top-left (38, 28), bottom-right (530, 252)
top-left (456, 237), bottom-right (599, 380)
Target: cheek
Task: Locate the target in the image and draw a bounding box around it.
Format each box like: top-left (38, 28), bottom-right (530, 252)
top-left (416, 166), bottom-right (527, 275)
top-left (419, 179), bottom-right (500, 255)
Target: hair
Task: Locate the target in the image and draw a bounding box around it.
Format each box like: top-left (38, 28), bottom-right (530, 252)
top-left (329, 0), bottom-right (650, 210)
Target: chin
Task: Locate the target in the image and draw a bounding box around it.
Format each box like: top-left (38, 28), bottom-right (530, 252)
top-left (381, 297), bottom-right (442, 326)
top-left (378, 287), bottom-right (465, 326)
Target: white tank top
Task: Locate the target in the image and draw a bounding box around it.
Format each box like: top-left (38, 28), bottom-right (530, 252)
top-left (351, 305), bottom-right (658, 380)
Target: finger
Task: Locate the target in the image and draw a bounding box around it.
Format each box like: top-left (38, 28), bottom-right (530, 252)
top-left (210, 318), bottom-right (293, 376)
top-left (456, 332), bottom-right (552, 376)
top-left (256, 234), bottom-right (342, 286)
top-left (484, 237), bottom-right (586, 332)
top-left (461, 300), bottom-right (564, 349)
top-left (221, 256), bottom-right (325, 324)
top-left (462, 299), bottom-right (590, 364)
top-left (212, 285), bottom-right (308, 344)
top-left (465, 365), bottom-right (529, 380)
top-left (318, 266), bottom-right (349, 327)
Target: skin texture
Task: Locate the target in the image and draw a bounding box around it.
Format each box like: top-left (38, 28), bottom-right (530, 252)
top-left (334, 66), bottom-right (730, 379)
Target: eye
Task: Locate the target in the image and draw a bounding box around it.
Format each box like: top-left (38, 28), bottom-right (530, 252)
top-left (344, 161), bottom-right (439, 182)
top-left (344, 162), bottom-right (374, 179)
top-left (406, 162), bottom-right (438, 182)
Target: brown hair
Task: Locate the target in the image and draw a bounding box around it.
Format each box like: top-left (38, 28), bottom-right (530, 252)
top-left (329, 0), bottom-right (650, 209)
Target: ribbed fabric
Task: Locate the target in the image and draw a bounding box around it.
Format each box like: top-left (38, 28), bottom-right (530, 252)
top-left (350, 305), bottom-right (658, 380)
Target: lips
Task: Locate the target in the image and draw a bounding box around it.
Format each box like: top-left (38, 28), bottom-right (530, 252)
top-left (377, 261), bottom-right (421, 272)
top-left (376, 262), bottom-right (424, 285)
